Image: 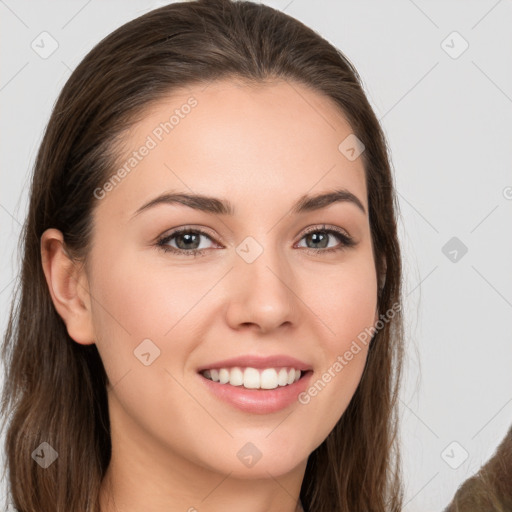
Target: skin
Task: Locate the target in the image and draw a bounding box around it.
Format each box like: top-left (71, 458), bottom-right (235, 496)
top-left (41, 79), bottom-right (379, 512)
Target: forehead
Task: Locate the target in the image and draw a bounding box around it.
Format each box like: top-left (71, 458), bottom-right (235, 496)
top-left (96, 78), bottom-right (367, 220)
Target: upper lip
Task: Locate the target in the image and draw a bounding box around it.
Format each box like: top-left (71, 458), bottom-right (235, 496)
top-left (197, 355), bottom-right (313, 372)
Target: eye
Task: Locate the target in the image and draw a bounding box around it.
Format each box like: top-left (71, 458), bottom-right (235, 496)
top-left (156, 227), bottom-right (217, 257)
top-left (296, 225), bottom-right (356, 254)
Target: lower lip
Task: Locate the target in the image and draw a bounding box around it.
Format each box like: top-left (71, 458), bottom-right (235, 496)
top-left (198, 371), bottom-right (313, 414)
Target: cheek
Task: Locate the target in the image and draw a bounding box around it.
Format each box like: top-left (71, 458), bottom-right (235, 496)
top-left (87, 251), bottom-right (202, 440)
top-left (87, 243), bottom-right (222, 388)
top-left (87, 247), bottom-right (180, 381)
top-left (89, 246), bottom-right (193, 338)
top-left (293, 252), bottom-right (377, 444)
top-left (306, 253), bottom-right (378, 351)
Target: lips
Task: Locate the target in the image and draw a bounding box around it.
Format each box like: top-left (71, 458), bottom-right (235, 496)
top-left (198, 365), bottom-right (313, 414)
top-left (196, 354), bottom-right (314, 413)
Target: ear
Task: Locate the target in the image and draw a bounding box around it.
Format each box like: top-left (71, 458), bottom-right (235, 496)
top-left (40, 228), bottom-right (95, 345)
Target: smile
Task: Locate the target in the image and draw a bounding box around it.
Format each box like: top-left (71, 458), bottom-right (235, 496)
top-left (198, 367), bottom-right (313, 414)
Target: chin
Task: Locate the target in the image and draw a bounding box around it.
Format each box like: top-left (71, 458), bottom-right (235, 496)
top-left (204, 450), bottom-right (304, 480)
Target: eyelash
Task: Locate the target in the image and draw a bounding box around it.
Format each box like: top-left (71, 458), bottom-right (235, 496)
top-left (156, 225), bottom-right (356, 258)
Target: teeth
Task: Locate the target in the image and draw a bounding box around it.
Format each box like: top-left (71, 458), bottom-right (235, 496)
top-left (219, 368), bottom-right (230, 384)
top-left (278, 368), bottom-right (289, 386)
top-left (202, 367), bottom-right (302, 389)
top-left (244, 367), bottom-right (260, 389)
top-left (229, 367), bottom-right (244, 386)
top-left (261, 368), bottom-right (278, 389)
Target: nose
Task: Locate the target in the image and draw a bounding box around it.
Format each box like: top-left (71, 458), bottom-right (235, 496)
top-left (225, 243), bottom-right (299, 334)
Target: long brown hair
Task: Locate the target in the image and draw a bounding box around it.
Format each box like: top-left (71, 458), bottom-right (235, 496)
top-left (0, 1), bottom-right (404, 510)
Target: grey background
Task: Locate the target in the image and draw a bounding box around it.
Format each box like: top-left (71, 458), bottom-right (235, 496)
top-left (1, 0), bottom-right (511, 510)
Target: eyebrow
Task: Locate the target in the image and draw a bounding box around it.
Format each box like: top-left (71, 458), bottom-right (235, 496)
top-left (131, 187), bottom-right (366, 220)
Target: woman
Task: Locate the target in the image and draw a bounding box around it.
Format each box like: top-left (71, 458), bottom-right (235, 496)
top-left (0, 1), bottom-right (404, 510)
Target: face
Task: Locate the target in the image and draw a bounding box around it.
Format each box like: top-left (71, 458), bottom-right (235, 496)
top-left (82, 79), bottom-right (378, 480)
